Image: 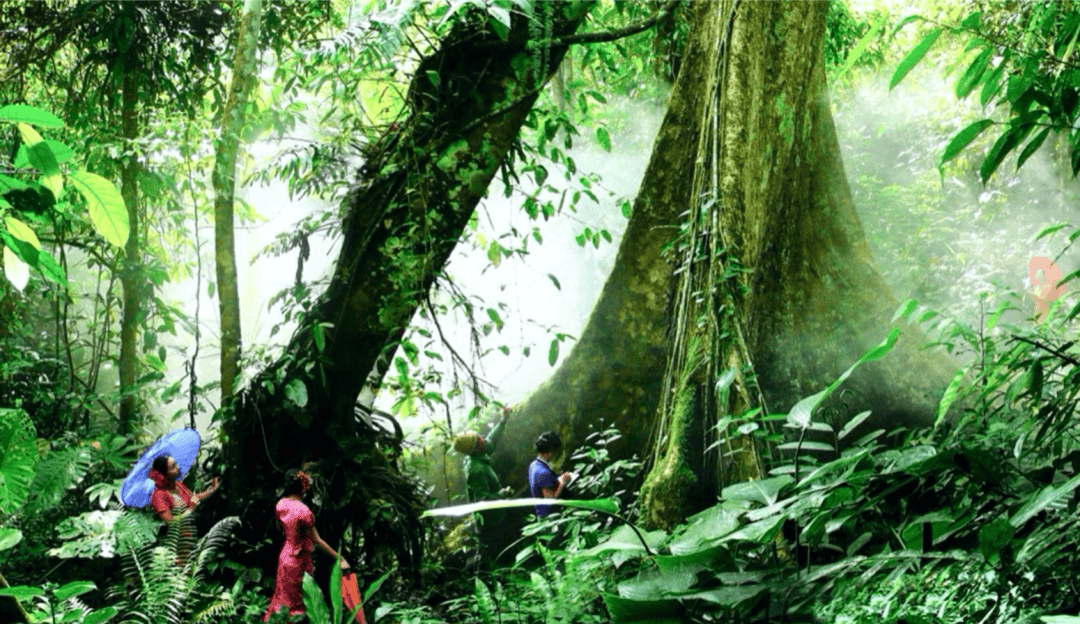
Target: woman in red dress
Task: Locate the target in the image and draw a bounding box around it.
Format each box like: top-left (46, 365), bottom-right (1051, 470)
top-left (263, 469), bottom-right (350, 622)
top-left (148, 456), bottom-right (220, 522)
top-left (148, 455), bottom-right (220, 564)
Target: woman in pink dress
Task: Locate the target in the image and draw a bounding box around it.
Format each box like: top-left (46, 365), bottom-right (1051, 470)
top-left (263, 469), bottom-right (350, 622)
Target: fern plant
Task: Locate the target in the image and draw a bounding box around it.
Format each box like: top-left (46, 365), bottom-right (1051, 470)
top-left (107, 515), bottom-right (240, 624)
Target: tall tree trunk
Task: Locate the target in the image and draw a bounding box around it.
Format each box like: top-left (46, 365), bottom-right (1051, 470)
top-left (117, 64), bottom-right (141, 437)
top-left (489, 0), bottom-right (955, 533)
top-left (212, 0), bottom-right (262, 399)
top-left (209, 2), bottom-right (596, 575)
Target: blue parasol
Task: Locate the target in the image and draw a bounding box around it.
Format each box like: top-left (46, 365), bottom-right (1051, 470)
top-left (120, 428), bottom-right (202, 508)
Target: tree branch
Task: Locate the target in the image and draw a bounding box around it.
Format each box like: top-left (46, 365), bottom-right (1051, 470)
top-left (469, 0), bottom-right (681, 53)
top-left (1009, 334), bottom-right (1080, 367)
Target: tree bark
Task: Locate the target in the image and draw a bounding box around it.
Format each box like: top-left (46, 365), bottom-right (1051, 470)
top-left (488, 0), bottom-right (955, 532)
top-left (212, 0), bottom-right (262, 399)
top-left (210, 2), bottom-right (596, 574)
top-left (117, 61), bottom-right (141, 437)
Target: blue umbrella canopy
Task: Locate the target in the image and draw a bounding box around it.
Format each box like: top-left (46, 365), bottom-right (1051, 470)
top-left (120, 428), bottom-right (201, 508)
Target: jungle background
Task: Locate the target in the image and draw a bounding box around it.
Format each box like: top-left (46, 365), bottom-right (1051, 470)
top-left (4, 0), bottom-right (1080, 623)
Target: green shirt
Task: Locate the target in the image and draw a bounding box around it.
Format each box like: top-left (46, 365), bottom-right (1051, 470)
top-left (463, 417), bottom-right (505, 502)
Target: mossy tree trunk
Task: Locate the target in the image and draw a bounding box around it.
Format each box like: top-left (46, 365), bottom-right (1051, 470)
top-left (208, 2), bottom-right (595, 576)
top-left (212, 0), bottom-right (263, 399)
top-left (490, 0), bottom-right (954, 533)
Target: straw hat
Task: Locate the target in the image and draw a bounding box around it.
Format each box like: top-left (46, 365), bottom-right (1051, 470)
top-left (453, 432), bottom-right (486, 455)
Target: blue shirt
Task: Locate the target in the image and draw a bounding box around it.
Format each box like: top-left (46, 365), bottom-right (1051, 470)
top-left (528, 458), bottom-right (557, 517)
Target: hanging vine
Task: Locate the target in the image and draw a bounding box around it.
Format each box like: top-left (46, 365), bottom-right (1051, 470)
top-left (640, 0), bottom-right (775, 529)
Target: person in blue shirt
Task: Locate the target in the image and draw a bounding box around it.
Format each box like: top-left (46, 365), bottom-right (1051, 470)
top-left (528, 430), bottom-right (571, 517)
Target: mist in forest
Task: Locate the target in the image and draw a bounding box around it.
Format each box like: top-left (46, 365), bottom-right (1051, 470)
top-left (147, 97), bottom-right (665, 439)
top-left (143, 52), bottom-right (1080, 439)
top-left (835, 64), bottom-right (1080, 343)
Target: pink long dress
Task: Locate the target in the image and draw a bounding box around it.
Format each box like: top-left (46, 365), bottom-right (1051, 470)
top-left (263, 498), bottom-right (315, 621)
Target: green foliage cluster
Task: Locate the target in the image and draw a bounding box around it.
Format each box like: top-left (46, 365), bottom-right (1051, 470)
top-left (889, 3), bottom-right (1080, 184)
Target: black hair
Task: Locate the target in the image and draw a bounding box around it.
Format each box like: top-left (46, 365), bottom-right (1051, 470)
top-left (535, 430), bottom-right (562, 455)
top-left (281, 469), bottom-right (307, 497)
top-left (152, 455), bottom-right (170, 475)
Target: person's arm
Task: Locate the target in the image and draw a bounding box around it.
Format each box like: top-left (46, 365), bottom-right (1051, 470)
top-left (484, 411), bottom-right (509, 454)
top-left (309, 526), bottom-right (350, 569)
top-left (195, 477), bottom-right (221, 502)
top-left (540, 471), bottom-right (571, 499)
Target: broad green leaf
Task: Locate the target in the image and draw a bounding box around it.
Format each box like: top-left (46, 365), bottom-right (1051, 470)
top-left (18, 123), bottom-right (62, 197)
top-left (0, 174), bottom-right (28, 192)
top-left (84, 608), bottom-right (119, 624)
top-left (980, 61), bottom-right (1006, 106)
top-left (35, 247), bottom-right (66, 285)
top-left (892, 298), bottom-right (919, 322)
top-left (668, 504), bottom-right (742, 555)
top-left (487, 308), bottom-right (503, 331)
top-left (548, 338), bottom-right (559, 366)
top-left (596, 127), bottom-right (611, 152)
top-left (55, 580), bottom-right (96, 601)
top-left (487, 240), bottom-right (501, 267)
top-left (981, 127), bottom-right (1023, 183)
top-left (978, 516), bottom-right (1014, 562)
top-left (330, 540), bottom-right (343, 624)
top-left (0, 527), bottom-right (22, 551)
top-left (1010, 473), bottom-right (1080, 527)
top-left (890, 28), bottom-right (943, 91)
top-left (617, 566), bottom-right (697, 600)
top-left (787, 389), bottom-right (826, 429)
top-left (4, 216), bottom-right (41, 249)
top-left (14, 140), bottom-right (73, 169)
top-left (601, 592), bottom-right (680, 622)
top-left (1, 230), bottom-right (65, 286)
top-left (838, 411), bottom-right (872, 440)
top-left (301, 572), bottom-right (330, 623)
top-left (1017, 128), bottom-right (1052, 171)
top-left (70, 171), bottom-right (129, 248)
top-left (679, 584), bottom-right (767, 607)
top-left (0, 104), bottom-right (64, 128)
top-left (722, 475), bottom-right (793, 506)
top-left (421, 496), bottom-right (619, 517)
top-left (580, 524), bottom-right (668, 557)
top-left (788, 329), bottom-right (900, 429)
top-left (956, 47), bottom-right (993, 99)
top-left (0, 585), bottom-right (44, 600)
top-left (960, 11), bottom-right (981, 30)
top-left (0, 408), bottom-right (36, 514)
top-left (934, 367), bottom-right (966, 428)
top-left (939, 119), bottom-right (993, 168)
top-left (3, 246), bottom-right (29, 291)
top-left (313, 323), bottom-right (325, 352)
top-left (284, 378), bottom-right (308, 408)
top-left (547, 273), bottom-right (561, 290)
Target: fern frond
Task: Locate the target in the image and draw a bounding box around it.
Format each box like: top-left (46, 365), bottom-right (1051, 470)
top-left (192, 594), bottom-right (236, 623)
top-left (24, 446), bottom-right (94, 513)
top-left (109, 515), bottom-right (241, 624)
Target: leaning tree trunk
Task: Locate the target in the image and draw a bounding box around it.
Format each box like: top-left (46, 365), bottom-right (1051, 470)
top-left (490, 0), bottom-right (955, 533)
top-left (208, 2), bottom-right (596, 577)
